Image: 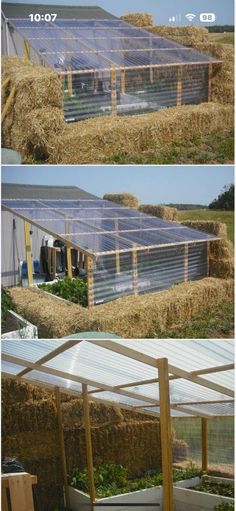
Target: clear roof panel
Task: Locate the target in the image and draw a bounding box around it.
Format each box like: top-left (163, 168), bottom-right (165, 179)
top-left (2, 198), bottom-right (218, 256)
top-left (1, 340), bottom-right (234, 418)
top-left (8, 18), bottom-right (220, 72)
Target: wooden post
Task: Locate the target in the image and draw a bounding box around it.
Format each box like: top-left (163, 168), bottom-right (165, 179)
top-left (207, 241), bottom-right (210, 276)
top-left (208, 63), bottom-right (213, 102)
top-left (177, 67), bottom-right (183, 106)
top-left (201, 418), bottom-right (208, 472)
top-left (82, 384), bottom-right (96, 509)
top-left (87, 256), bottom-right (94, 309)
top-left (150, 67), bottom-right (154, 84)
top-left (132, 247), bottom-right (138, 296)
top-left (24, 220), bottom-right (33, 286)
top-left (121, 70), bottom-right (126, 94)
top-left (67, 69), bottom-right (73, 97)
top-left (110, 68), bottom-right (117, 115)
top-left (55, 387), bottom-right (70, 509)
top-left (158, 358), bottom-right (174, 511)
top-left (23, 39), bottom-right (30, 60)
top-left (66, 244), bottom-right (72, 280)
top-left (1, 480), bottom-right (8, 511)
top-left (184, 243), bottom-right (189, 282)
top-left (2, 86), bottom-right (16, 123)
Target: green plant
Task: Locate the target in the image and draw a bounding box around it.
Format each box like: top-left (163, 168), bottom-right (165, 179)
top-left (191, 481), bottom-right (234, 498)
top-left (39, 277), bottom-right (88, 307)
top-left (70, 463), bottom-right (202, 498)
top-left (214, 503), bottom-right (234, 511)
top-left (1, 288), bottom-right (13, 327)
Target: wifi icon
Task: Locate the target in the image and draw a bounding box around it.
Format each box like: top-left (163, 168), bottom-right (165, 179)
top-left (185, 13), bottom-right (196, 22)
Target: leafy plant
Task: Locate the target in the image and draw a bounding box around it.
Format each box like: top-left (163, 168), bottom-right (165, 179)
top-left (39, 277), bottom-right (88, 307)
top-left (1, 288), bottom-right (13, 327)
top-left (70, 463), bottom-right (202, 498)
top-left (214, 503), bottom-right (234, 511)
top-left (191, 481), bottom-right (234, 498)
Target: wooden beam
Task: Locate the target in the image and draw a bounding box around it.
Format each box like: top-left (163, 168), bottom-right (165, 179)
top-left (23, 39), bottom-right (30, 60)
top-left (24, 220), bottom-right (33, 286)
top-left (82, 384), bottom-right (96, 508)
top-left (132, 248), bottom-right (138, 295)
top-left (158, 358), bottom-right (174, 511)
top-left (111, 68), bottom-right (117, 115)
top-left (2, 77), bottom-right (10, 89)
top-left (184, 243), bottom-right (188, 282)
top-left (201, 418), bottom-right (208, 472)
top-left (54, 387), bottom-right (70, 509)
top-left (87, 256), bottom-right (94, 309)
top-left (66, 244), bottom-right (72, 279)
top-left (2, 86), bottom-right (16, 123)
top-left (177, 67), bottom-right (183, 106)
top-left (208, 63), bottom-right (213, 102)
top-left (121, 69), bottom-right (126, 94)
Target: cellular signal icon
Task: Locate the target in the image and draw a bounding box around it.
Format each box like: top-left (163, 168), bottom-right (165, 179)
top-left (185, 13), bottom-right (196, 22)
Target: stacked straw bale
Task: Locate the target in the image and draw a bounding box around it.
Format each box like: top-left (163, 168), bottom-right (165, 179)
top-left (8, 277), bottom-right (233, 339)
top-left (103, 193), bottom-right (139, 208)
top-left (139, 204), bottom-right (178, 221)
top-left (48, 103), bottom-right (233, 164)
top-left (2, 57), bottom-right (65, 161)
top-left (182, 221), bottom-right (234, 279)
top-left (120, 13), bottom-right (153, 27)
top-left (150, 26), bottom-right (209, 46)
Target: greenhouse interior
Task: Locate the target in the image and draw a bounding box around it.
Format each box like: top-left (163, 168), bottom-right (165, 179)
top-left (2, 339), bottom-right (234, 511)
top-left (6, 18), bottom-right (221, 121)
top-left (2, 198), bottom-right (219, 307)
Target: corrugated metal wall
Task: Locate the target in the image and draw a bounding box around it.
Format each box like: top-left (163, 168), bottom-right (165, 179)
top-left (93, 242), bottom-right (208, 304)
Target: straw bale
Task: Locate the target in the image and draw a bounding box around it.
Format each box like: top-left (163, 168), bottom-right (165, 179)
top-left (2, 401), bottom-right (57, 435)
top-left (103, 193), bottom-right (139, 208)
top-left (182, 221), bottom-right (234, 278)
top-left (139, 204), bottom-right (177, 221)
top-left (150, 26), bottom-right (209, 46)
top-left (120, 13), bottom-right (153, 27)
top-left (8, 277), bottom-right (233, 338)
top-left (48, 103), bottom-right (233, 164)
top-left (172, 439), bottom-right (189, 462)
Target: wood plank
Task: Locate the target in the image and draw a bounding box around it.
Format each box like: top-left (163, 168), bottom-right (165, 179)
top-left (66, 244), bottom-right (73, 280)
top-left (202, 418), bottom-right (208, 472)
top-left (177, 67), bottom-right (183, 106)
top-left (55, 387), bottom-right (70, 509)
top-left (24, 220), bottom-right (33, 286)
top-left (158, 358), bottom-right (174, 511)
top-left (87, 256), bottom-right (94, 309)
top-left (121, 70), bottom-right (126, 94)
top-left (82, 384), bottom-right (96, 509)
top-left (1, 480), bottom-right (8, 511)
top-left (23, 40), bottom-right (30, 60)
top-left (8, 473), bottom-right (34, 511)
top-left (111, 68), bottom-right (117, 115)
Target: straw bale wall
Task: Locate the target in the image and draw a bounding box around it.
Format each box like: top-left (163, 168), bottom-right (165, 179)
top-left (8, 277), bottom-right (233, 338)
top-left (139, 205), bottom-right (178, 221)
top-left (150, 26), bottom-right (209, 46)
top-left (2, 56), bottom-right (233, 164)
top-left (182, 221), bottom-right (234, 278)
top-left (3, 378), bottom-right (176, 510)
top-left (103, 193), bottom-right (139, 209)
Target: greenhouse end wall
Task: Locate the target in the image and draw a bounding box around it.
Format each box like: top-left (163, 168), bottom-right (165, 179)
top-left (93, 242), bottom-right (208, 304)
top-left (64, 64), bottom-right (209, 122)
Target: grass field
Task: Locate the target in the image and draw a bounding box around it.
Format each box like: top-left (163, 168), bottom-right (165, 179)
top-left (209, 32), bottom-right (234, 45)
top-left (177, 209), bottom-right (234, 243)
top-left (105, 129), bottom-right (234, 165)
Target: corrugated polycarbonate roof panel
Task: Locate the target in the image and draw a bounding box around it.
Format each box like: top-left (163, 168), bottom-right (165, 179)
top-left (8, 18), bottom-right (221, 72)
top-left (2, 198), bottom-right (219, 256)
top-left (1, 340), bottom-right (234, 418)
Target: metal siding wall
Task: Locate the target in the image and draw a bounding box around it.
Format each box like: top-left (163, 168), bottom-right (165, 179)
top-left (1, 211), bottom-right (47, 287)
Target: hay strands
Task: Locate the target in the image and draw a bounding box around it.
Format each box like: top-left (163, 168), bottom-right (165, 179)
top-left (2, 85), bottom-right (16, 123)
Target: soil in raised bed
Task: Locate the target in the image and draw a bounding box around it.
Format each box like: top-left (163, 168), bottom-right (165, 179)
top-left (190, 481), bottom-right (234, 498)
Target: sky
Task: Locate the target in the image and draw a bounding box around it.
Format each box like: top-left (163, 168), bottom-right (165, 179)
top-left (2, 166), bottom-right (234, 205)
top-left (3, 0), bottom-right (234, 25)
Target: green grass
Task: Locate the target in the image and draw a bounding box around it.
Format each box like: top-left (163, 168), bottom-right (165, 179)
top-left (147, 300), bottom-right (234, 339)
top-left (209, 32), bottom-right (234, 45)
top-left (104, 129), bottom-right (234, 165)
top-left (177, 209), bottom-right (234, 243)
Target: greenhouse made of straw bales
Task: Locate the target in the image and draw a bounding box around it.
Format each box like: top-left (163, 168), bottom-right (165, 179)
top-left (1, 339), bottom-right (234, 511)
top-left (2, 196), bottom-right (220, 308)
top-left (2, 4), bottom-right (222, 121)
